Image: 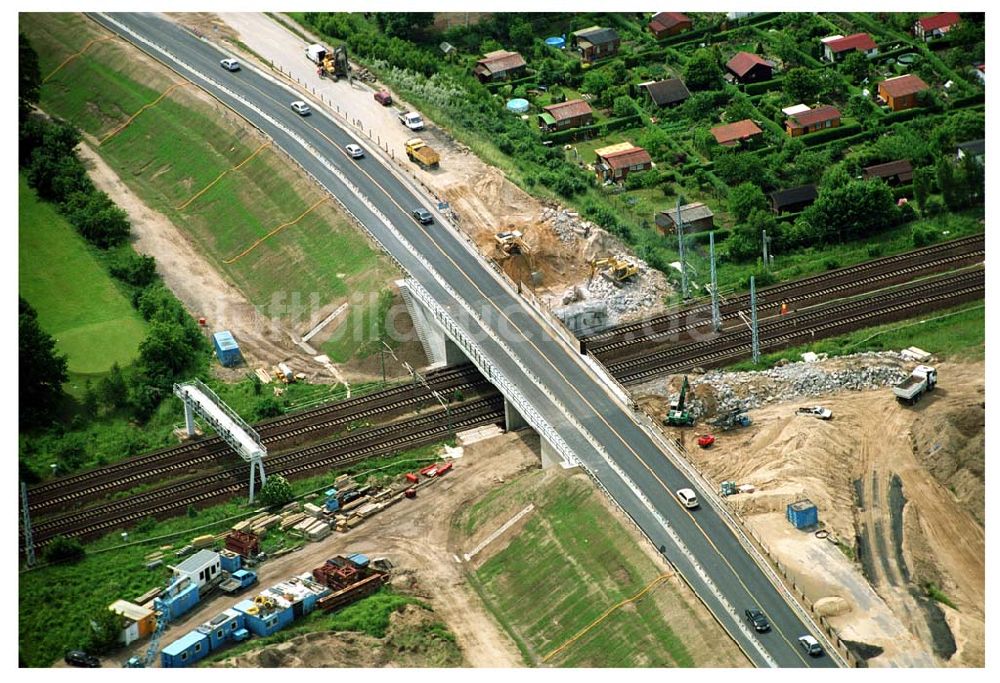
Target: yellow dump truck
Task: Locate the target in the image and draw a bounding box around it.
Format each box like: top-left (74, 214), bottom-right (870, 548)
top-left (405, 138), bottom-right (440, 169)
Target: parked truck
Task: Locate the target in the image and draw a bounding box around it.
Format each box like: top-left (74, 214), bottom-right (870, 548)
top-left (398, 111), bottom-right (425, 130)
top-left (893, 365), bottom-right (937, 405)
top-left (219, 569), bottom-right (258, 595)
top-left (405, 138), bottom-right (440, 169)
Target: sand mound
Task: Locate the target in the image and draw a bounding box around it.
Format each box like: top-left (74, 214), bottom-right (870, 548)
top-left (814, 596), bottom-right (851, 617)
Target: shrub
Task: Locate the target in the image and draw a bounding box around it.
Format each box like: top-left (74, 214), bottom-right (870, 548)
top-left (258, 474), bottom-right (295, 507)
top-left (42, 535), bottom-right (85, 564)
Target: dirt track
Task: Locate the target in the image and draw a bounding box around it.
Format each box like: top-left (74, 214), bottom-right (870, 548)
top-left (680, 358), bottom-right (985, 666)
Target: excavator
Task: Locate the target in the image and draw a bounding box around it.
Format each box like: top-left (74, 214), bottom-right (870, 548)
top-left (664, 376), bottom-right (695, 427)
top-left (495, 230), bottom-right (531, 257)
top-left (589, 256), bottom-right (638, 287)
top-left (317, 45), bottom-right (351, 81)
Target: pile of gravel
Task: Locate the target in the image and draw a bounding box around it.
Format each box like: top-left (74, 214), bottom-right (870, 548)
top-left (540, 205), bottom-right (591, 244)
top-left (637, 351), bottom-right (913, 419)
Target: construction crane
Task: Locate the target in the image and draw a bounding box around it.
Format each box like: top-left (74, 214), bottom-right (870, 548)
top-left (665, 376), bottom-right (695, 427)
top-left (124, 578), bottom-right (177, 668)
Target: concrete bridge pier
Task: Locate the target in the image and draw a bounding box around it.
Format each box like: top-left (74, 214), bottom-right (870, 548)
top-left (398, 279), bottom-right (468, 368)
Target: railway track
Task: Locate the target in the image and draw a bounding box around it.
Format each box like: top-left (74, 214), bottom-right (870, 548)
top-left (21, 250), bottom-right (984, 547)
top-left (586, 234), bottom-right (984, 357)
top-left (27, 364), bottom-right (488, 514)
top-left (29, 397), bottom-right (505, 545)
top-left (607, 267), bottom-right (984, 384)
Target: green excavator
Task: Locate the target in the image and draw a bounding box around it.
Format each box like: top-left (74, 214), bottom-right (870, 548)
top-left (664, 376), bottom-right (695, 427)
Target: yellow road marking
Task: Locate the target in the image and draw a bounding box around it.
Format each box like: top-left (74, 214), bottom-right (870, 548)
top-left (176, 141), bottom-right (271, 210)
top-left (223, 197), bottom-right (328, 264)
top-left (100, 81), bottom-right (190, 145)
top-left (42, 36), bottom-right (116, 83)
top-left (542, 573), bottom-right (672, 663)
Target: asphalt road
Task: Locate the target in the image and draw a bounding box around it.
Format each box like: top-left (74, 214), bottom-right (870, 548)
top-left (90, 12), bottom-right (840, 668)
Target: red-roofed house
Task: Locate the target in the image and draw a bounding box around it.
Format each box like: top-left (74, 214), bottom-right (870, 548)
top-left (914, 12), bottom-right (961, 40)
top-left (710, 119), bottom-right (763, 147)
top-left (649, 12), bottom-right (692, 39)
top-left (822, 33), bottom-right (878, 62)
top-left (473, 50), bottom-right (527, 83)
top-left (878, 74), bottom-right (930, 112)
top-left (594, 144), bottom-right (653, 182)
top-left (538, 99), bottom-right (594, 132)
top-left (785, 105), bottom-right (841, 137)
top-left (725, 52), bottom-right (774, 84)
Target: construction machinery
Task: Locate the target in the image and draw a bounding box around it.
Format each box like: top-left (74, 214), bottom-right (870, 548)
top-left (589, 256), bottom-right (638, 287)
top-left (494, 230), bottom-right (532, 257)
top-left (893, 364), bottom-right (937, 405)
top-left (405, 138), bottom-right (439, 169)
top-left (711, 408), bottom-right (752, 431)
top-left (795, 405), bottom-right (833, 420)
top-left (664, 376), bottom-right (695, 427)
top-left (306, 43), bottom-right (350, 81)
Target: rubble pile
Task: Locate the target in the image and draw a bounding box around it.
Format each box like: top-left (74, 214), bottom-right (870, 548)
top-left (540, 205), bottom-right (592, 244)
top-left (638, 352), bottom-right (912, 418)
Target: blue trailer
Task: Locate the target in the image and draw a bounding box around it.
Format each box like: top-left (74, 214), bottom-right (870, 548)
top-left (155, 580), bottom-right (200, 622)
top-left (160, 630), bottom-right (209, 668)
top-left (787, 500), bottom-right (819, 529)
top-left (212, 330), bottom-right (242, 367)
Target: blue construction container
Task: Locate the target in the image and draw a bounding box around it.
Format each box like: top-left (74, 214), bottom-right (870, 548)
top-left (212, 330), bottom-right (242, 367)
top-left (324, 488), bottom-right (340, 512)
top-left (234, 600), bottom-right (294, 638)
top-left (347, 553), bottom-right (370, 568)
top-left (219, 550), bottom-right (242, 573)
top-left (156, 581), bottom-right (200, 622)
top-left (198, 608), bottom-right (245, 652)
top-left (786, 500), bottom-right (819, 529)
top-left (161, 630), bottom-right (209, 668)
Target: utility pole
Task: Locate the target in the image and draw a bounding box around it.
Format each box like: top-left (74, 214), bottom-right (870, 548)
top-left (21, 482), bottom-right (35, 567)
top-left (675, 196), bottom-right (689, 299)
top-left (709, 231), bottom-right (721, 332)
top-left (750, 275), bottom-right (760, 364)
top-left (762, 229), bottom-right (773, 270)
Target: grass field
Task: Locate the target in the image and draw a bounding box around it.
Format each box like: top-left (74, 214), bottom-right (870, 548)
top-left (727, 301), bottom-right (985, 372)
top-left (18, 441), bottom-right (449, 667)
top-left (18, 175), bottom-right (146, 379)
top-left (21, 13), bottom-right (392, 362)
top-left (460, 470), bottom-right (746, 667)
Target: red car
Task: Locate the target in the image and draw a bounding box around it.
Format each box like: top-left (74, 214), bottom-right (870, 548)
top-left (697, 434), bottom-right (715, 448)
top-left (374, 89), bottom-right (392, 106)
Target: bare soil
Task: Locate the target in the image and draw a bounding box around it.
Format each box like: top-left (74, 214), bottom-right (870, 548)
top-left (673, 359), bottom-right (985, 667)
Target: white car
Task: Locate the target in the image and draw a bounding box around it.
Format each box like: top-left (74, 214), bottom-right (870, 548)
top-left (796, 406), bottom-right (833, 420)
top-left (345, 144), bottom-right (364, 159)
top-left (220, 58), bottom-right (240, 72)
top-left (676, 488), bottom-right (699, 509)
top-left (798, 634), bottom-right (823, 657)
top-left (290, 100), bottom-right (311, 116)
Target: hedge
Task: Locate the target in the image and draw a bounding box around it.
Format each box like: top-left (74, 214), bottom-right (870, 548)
top-left (801, 123), bottom-right (864, 147)
top-left (743, 77), bottom-right (784, 96)
top-left (690, 228), bottom-right (730, 244)
top-left (881, 107), bottom-right (929, 125)
top-left (484, 73), bottom-right (537, 91)
top-left (949, 93), bottom-right (986, 109)
top-left (542, 113), bottom-right (643, 144)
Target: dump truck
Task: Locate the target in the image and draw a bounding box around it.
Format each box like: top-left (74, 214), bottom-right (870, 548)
top-left (893, 365), bottom-right (937, 405)
top-left (405, 138), bottom-right (439, 169)
top-left (219, 569), bottom-right (258, 594)
top-left (398, 111), bottom-right (425, 130)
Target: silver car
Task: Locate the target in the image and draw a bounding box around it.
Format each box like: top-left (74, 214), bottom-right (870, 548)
top-left (798, 635), bottom-right (823, 657)
top-left (345, 143), bottom-right (364, 159)
top-left (291, 100), bottom-right (311, 116)
top-left (220, 58), bottom-right (240, 72)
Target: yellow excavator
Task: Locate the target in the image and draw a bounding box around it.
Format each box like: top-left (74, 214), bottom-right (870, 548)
top-left (589, 256), bottom-right (638, 286)
top-left (495, 230), bottom-right (532, 257)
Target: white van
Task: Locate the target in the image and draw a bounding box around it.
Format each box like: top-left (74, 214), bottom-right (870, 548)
top-left (676, 488), bottom-right (699, 509)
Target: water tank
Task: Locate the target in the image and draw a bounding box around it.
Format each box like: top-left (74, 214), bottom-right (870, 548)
top-left (545, 36), bottom-right (565, 49)
top-left (506, 98), bottom-right (529, 114)
top-left (786, 500), bottom-right (818, 529)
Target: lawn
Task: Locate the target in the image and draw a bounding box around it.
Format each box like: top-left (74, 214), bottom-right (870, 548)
top-left (18, 441), bottom-right (450, 667)
top-left (18, 175), bottom-right (146, 379)
top-left (463, 471), bottom-right (743, 667)
top-left (22, 13), bottom-right (393, 360)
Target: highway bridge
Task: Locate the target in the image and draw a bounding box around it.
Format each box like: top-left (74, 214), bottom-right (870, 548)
top-left (90, 12), bottom-right (841, 668)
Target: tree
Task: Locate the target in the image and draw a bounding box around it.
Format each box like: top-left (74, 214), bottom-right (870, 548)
top-left (728, 182), bottom-right (769, 224)
top-left (802, 179), bottom-right (901, 244)
top-left (960, 154), bottom-right (985, 205)
top-left (840, 51), bottom-right (870, 83)
top-left (43, 535), bottom-right (85, 564)
top-left (912, 166), bottom-right (934, 209)
top-left (136, 321), bottom-right (199, 387)
top-left (936, 157), bottom-right (963, 210)
top-left (98, 362), bottom-right (129, 413)
top-left (582, 69), bottom-right (612, 97)
top-left (19, 32), bottom-right (40, 116)
top-left (372, 13), bottom-right (434, 40)
top-left (684, 49), bottom-right (723, 91)
top-left (62, 189), bottom-right (131, 248)
top-left (612, 95), bottom-right (638, 118)
top-left (724, 94), bottom-right (755, 123)
top-left (257, 474), bottom-right (294, 507)
top-left (714, 152), bottom-right (773, 188)
top-left (255, 396), bottom-right (282, 420)
top-left (783, 67), bottom-right (822, 102)
top-left (86, 609), bottom-right (126, 656)
top-left (19, 298), bottom-right (68, 429)
top-left (109, 251), bottom-right (157, 288)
